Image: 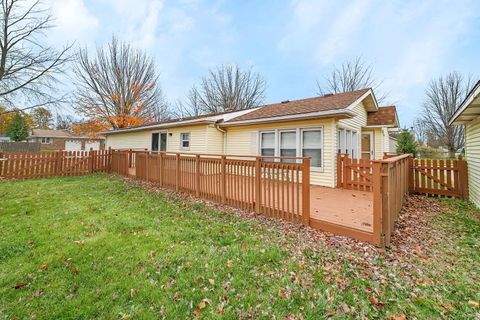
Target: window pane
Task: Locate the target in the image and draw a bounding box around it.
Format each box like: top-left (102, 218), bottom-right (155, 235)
top-left (280, 131), bottom-right (296, 148)
top-left (261, 132), bottom-right (275, 148)
top-left (152, 133), bottom-right (159, 151)
top-left (303, 130), bottom-right (321, 148)
top-left (303, 149), bottom-right (322, 167)
top-left (261, 148), bottom-right (274, 156)
top-left (280, 149), bottom-right (296, 163)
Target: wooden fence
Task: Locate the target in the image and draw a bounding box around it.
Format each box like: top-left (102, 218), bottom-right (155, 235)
top-left (0, 149), bottom-right (111, 179)
top-left (372, 154), bottom-right (411, 246)
top-left (410, 158), bottom-right (468, 199)
top-left (124, 151), bottom-right (311, 225)
top-left (337, 154), bottom-right (373, 191)
top-left (337, 154), bottom-right (469, 199)
top-left (0, 141), bottom-right (41, 152)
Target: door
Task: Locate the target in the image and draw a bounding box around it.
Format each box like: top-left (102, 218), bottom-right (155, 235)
top-left (152, 132), bottom-right (167, 152)
top-left (85, 141), bottom-right (100, 150)
top-left (65, 140), bottom-right (82, 151)
top-left (361, 132), bottom-right (374, 160)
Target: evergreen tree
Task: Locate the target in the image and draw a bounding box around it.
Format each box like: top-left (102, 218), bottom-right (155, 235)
top-left (396, 130), bottom-right (417, 157)
top-left (6, 112), bottom-right (30, 141)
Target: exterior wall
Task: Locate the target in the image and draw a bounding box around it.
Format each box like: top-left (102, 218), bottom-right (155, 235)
top-left (465, 117), bottom-right (480, 207)
top-left (388, 137), bottom-right (397, 153)
top-left (29, 137), bottom-right (66, 151)
top-left (337, 102), bottom-right (368, 159)
top-left (373, 128), bottom-right (384, 159)
top-left (105, 124), bottom-right (217, 154)
top-left (224, 118), bottom-right (336, 187)
top-left (206, 125), bottom-right (225, 154)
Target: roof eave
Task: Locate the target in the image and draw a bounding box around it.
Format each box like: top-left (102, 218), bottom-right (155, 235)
top-left (101, 119), bottom-right (217, 135)
top-left (220, 110), bottom-right (355, 127)
top-left (449, 81), bottom-right (480, 125)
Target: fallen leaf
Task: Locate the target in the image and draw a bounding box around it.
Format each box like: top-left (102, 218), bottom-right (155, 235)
top-left (40, 263), bottom-right (49, 271)
top-left (87, 232), bottom-right (94, 238)
top-left (34, 290), bottom-right (44, 297)
top-left (468, 300), bottom-right (479, 308)
top-left (208, 279), bottom-right (215, 285)
top-left (198, 301), bottom-right (206, 309)
top-left (71, 268), bottom-right (79, 275)
top-left (149, 251), bottom-right (156, 258)
top-left (226, 260), bottom-right (233, 268)
top-left (173, 291), bottom-right (180, 301)
top-left (130, 289), bottom-right (137, 297)
top-left (14, 282), bottom-right (28, 289)
top-left (369, 296), bottom-right (386, 308)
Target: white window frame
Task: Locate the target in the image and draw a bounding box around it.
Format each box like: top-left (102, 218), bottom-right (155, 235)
top-left (258, 126), bottom-right (324, 171)
top-left (180, 132), bottom-right (190, 150)
top-left (337, 126), bottom-right (359, 159)
top-left (41, 137), bottom-right (52, 144)
top-left (151, 130), bottom-right (168, 152)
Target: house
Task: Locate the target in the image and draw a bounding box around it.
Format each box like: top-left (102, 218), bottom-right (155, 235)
top-left (449, 80), bottom-right (480, 207)
top-left (103, 88), bottom-right (399, 187)
top-left (27, 129), bottom-right (105, 151)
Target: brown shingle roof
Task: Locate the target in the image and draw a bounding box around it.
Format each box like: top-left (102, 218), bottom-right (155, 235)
top-left (226, 88), bottom-right (371, 123)
top-left (367, 106), bottom-right (398, 127)
top-left (30, 129), bottom-right (71, 138)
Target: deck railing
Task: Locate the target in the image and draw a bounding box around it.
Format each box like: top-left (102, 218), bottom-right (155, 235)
top-left (0, 149), bottom-right (111, 179)
top-left (372, 154), bottom-right (411, 246)
top-left (121, 151), bottom-right (311, 226)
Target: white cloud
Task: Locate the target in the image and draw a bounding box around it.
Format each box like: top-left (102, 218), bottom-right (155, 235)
top-left (49, 0), bottom-right (99, 42)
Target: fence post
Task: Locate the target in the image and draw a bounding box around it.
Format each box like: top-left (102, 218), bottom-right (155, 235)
top-left (0, 152), bottom-right (4, 178)
top-left (458, 160), bottom-right (469, 199)
top-left (159, 152), bottom-right (164, 187)
top-left (195, 155), bottom-right (200, 197)
top-left (107, 147), bottom-right (112, 172)
top-left (372, 161), bottom-right (384, 247)
top-left (221, 155), bottom-right (226, 203)
top-left (255, 157), bottom-right (261, 214)
top-left (175, 153), bottom-right (180, 192)
top-left (55, 151), bottom-right (63, 176)
top-left (124, 152), bottom-right (129, 176)
top-left (145, 153), bottom-right (150, 182)
top-left (408, 157), bottom-right (414, 194)
top-left (89, 148), bottom-right (94, 173)
top-left (302, 158), bottom-right (310, 226)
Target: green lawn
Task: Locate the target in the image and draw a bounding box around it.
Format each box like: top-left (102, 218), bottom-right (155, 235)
top-left (0, 175), bottom-right (478, 319)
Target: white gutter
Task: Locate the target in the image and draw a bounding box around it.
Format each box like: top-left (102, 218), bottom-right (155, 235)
top-left (449, 80), bottom-right (480, 125)
top-left (101, 119), bottom-right (216, 135)
top-left (220, 109), bottom-right (355, 127)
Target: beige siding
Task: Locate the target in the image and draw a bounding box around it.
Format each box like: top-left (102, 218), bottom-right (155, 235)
top-left (338, 101), bottom-right (368, 130)
top-left (205, 125), bottom-right (225, 154)
top-left (105, 130), bottom-right (152, 150)
top-left (225, 118), bottom-right (336, 187)
top-left (466, 117), bottom-right (480, 207)
top-left (105, 124), bottom-right (214, 153)
top-left (374, 128), bottom-right (384, 159)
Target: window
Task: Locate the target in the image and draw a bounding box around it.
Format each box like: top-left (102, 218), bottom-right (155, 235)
top-left (280, 131), bottom-right (296, 162)
top-left (180, 132), bottom-right (190, 149)
top-left (338, 128), bottom-right (359, 158)
top-left (259, 127), bottom-right (323, 169)
top-left (152, 133), bottom-right (159, 151)
top-left (260, 132), bottom-right (275, 160)
top-left (41, 137), bottom-right (52, 144)
top-left (152, 132), bottom-right (167, 152)
top-left (302, 129), bottom-right (322, 168)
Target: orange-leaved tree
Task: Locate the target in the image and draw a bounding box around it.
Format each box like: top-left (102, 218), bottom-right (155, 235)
top-left (73, 37), bottom-right (170, 129)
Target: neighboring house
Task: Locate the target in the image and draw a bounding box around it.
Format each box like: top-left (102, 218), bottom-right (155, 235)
top-left (449, 80), bottom-right (480, 207)
top-left (0, 136), bottom-right (10, 142)
top-left (27, 129), bottom-right (105, 151)
top-left (104, 88), bottom-right (400, 187)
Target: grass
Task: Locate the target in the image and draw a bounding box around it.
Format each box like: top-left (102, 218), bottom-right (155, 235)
top-left (0, 174), bottom-right (479, 319)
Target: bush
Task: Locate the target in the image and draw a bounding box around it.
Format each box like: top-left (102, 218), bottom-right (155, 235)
top-left (396, 130), bottom-right (417, 157)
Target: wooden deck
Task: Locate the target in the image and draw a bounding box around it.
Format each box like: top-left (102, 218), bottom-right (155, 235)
top-left (128, 166), bottom-right (373, 234)
top-left (310, 186), bottom-right (373, 232)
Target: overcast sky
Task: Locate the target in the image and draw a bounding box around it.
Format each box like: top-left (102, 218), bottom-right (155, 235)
top-left (45, 0), bottom-right (480, 127)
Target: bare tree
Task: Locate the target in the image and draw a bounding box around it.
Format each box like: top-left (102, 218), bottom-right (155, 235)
top-left (421, 72), bottom-right (474, 157)
top-left (73, 36), bottom-right (167, 129)
top-left (187, 64), bottom-right (266, 114)
top-left (0, 0), bottom-right (72, 112)
top-left (317, 56), bottom-right (387, 102)
top-left (413, 119), bottom-right (427, 145)
top-left (55, 113), bottom-right (76, 130)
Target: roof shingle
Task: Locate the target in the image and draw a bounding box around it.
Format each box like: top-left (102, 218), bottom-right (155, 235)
top-left (367, 106), bottom-right (398, 127)
top-left (226, 88), bottom-right (370, 123)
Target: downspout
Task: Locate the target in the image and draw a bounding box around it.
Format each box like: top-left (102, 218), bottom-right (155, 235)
top-left (214, 122), bottom-right (227, 154)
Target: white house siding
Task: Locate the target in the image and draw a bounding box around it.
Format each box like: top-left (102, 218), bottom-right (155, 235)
top-left (224, 118), bottom-right (336, 187)
top-left (465, 117), bottom-right (480, 207)
top-left (205, 125), bottom-right (225, 154)
top-left (388, 137), bottom-right (397, 153)
top-left (105, 130), bottom-right (152, 150)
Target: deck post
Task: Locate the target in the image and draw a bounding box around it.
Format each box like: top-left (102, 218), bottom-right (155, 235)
top-left (336, 154), bottom-right (342, 188)
top-left (255, 157), bottom-right (261, 214)
top-left (175, 153), bottom-right (180, 192)
top-left (195, 155), bottom-right (200, 197)
top-left (301, 158), bottom-right (310, 226)
top-left (221, 155), bottom-right (226, 203)
top-left (372, 161), bottom-right (384, 247)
